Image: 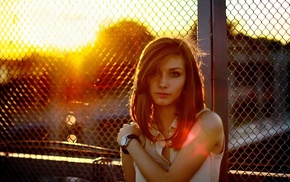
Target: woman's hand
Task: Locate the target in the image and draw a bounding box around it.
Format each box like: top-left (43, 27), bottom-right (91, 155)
top-left (117, 122), bottom-right (140, 145)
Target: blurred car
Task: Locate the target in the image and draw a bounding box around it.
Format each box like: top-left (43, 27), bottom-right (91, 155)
top-left (0, 52), bottom-right (135, 180)
top-left (0, 140), bottom-right (123, 181)
top-left (0, 57), bottom-right (126, 181)
top-left (228, 121), bottom-right (290, 182)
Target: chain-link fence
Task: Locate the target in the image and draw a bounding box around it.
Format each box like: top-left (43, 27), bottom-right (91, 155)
top-left (0, 0), bottom-right (289, 181)
top-left (0, 0), bottom-right (198, 181)
top-left (226, 0), bottom-right (290, 181)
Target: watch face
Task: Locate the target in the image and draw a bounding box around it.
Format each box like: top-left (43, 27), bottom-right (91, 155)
top-left (120, 136), bottom-right (128, 147)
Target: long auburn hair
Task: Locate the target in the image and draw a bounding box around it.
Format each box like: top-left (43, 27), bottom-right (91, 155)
top-left (130, 37), bottom-right (205, 149)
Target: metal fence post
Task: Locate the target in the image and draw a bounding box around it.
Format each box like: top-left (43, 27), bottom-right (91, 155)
top-left (198, 0), bottom-right (212, 110)
top-left (211, 0), bottom-right (228, 181)
top-left (198, 0), bottom-right (228, 181)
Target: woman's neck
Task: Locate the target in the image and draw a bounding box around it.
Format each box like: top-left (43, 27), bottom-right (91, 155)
top-left (154, 105), bottom-right (177, 134)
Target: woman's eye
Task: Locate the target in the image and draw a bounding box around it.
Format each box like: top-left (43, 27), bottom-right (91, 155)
top-left (170, 72), bottom-right (180, 77)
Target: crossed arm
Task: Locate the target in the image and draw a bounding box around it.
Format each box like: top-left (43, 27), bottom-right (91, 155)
top-left (117, 111), bottom-right (224, 182)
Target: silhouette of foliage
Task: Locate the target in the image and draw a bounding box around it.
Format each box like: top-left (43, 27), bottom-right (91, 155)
top-left (84, 19), bottom-right (155, 90)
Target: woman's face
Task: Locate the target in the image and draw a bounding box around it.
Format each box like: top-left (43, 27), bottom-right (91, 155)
top-left (148, 55), bottom-right (186, 108)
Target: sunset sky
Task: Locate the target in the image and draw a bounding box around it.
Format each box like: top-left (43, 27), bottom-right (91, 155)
top-left (226, 0), bottom-right (289, 45)
top-left (0, 0), bottom-right (289, 59)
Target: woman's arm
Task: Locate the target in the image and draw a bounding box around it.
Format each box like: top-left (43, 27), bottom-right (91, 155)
top-left (121, 149), bottom-right (136, 182)
top-left (117, 111), bottom-right (224, 182)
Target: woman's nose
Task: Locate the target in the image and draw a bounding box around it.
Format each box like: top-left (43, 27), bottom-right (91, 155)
top-left (159, 75), bottom-right (168, 89)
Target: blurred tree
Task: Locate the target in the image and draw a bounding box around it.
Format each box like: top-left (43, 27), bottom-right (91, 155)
top-left (84, 19), bottom-right (155, 91)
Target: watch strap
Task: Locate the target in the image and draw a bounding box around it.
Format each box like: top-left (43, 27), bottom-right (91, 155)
top-left (121, 134), bottom-right (140, 155)
top-left (122, 148), bottom-right (130, 155)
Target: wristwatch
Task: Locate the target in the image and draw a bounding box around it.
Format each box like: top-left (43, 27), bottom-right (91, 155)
top-left (120, 134), bottom-right (140, 154)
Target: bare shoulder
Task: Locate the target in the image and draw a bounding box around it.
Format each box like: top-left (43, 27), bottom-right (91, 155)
top-left (197, 110), bottom-right (223, 137)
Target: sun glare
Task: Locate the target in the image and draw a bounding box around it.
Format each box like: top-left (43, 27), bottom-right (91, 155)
top-left (0, 0), bottom-right (119, 59)
top-left (226, 0), bottom-right (290, 45)
top-left (1, 0), bottom-right (288, 60)
top-left (1, 0), bottom-right (198, 60)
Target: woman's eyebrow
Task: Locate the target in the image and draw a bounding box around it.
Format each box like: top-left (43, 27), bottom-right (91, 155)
top-left (169, 67), bottom-right (184, 71)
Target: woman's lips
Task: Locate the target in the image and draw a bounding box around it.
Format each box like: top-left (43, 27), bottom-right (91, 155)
top-left (156, 92), bottom-right (170, 98)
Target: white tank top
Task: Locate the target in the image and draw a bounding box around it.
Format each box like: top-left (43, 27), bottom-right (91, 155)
top-left (134, 109), bottom-right (224, 182)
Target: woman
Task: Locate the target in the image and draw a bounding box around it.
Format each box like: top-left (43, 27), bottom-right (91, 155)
top-left (117, 37), bottom-right (224, 182)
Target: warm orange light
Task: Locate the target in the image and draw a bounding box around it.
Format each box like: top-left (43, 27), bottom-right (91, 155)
top-left (0, 152), bottom-right (122, 165)
top-left (0, 0), bottom-right (198, 60)
top-left (67, 134), bottom-right (78, 143)
top-left (226, 0), bottom-right (289, 45)
top-left (66, 114), bottom-right (76, 126)
top-left (1, 0), bottom-right (105, 59)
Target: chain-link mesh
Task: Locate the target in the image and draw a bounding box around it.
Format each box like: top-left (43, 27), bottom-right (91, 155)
top-left (1, 0), bottom-right (289, 181)
top-left (0, 0), bottom-right (198, 181)
top-left (227, 0), bottom-right (290, 181)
